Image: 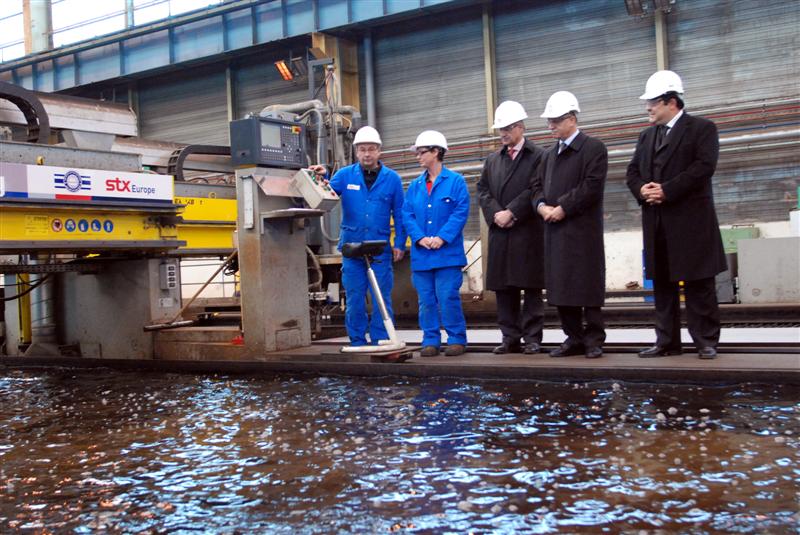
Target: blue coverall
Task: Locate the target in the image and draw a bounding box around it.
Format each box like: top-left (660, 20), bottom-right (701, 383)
top-left (329, 163), bottom-right (406, 346)
top-left (402, 166), bottom-right (469, 348)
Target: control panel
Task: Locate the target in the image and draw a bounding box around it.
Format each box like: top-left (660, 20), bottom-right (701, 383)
top-left (159, 260), bottom-right (179, 290)
top-left (229, 116), bottom-right (307, 169)
top-left (291, 168), bottom-right (340, 211)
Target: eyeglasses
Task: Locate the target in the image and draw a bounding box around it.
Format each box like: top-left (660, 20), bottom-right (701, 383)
top-left (546, 114), bottom-right (573, 126)
top-left (646, 97), bottom-right (666, 106)
top-left (415, 149), bottom-right (432, 157)
top-left (356, 146), bottom-right (379, 154)
top-left (499, 123), bottom-right (522, 133)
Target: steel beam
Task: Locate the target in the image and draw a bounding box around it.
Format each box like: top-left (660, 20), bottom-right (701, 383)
top-left (482, 3), bottom-right (497, 134)
top-left (655, 9), bottom-right (669, 70)
top-left (0, 0), bottom-right (466, 91)
top-left (0, 140), bottom-right (140, 171)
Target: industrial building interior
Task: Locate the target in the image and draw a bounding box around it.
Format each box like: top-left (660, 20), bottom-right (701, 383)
top-left (0, 0), bottom-right (798, 364)
top-left (1, 1), bottom-right (800, 533)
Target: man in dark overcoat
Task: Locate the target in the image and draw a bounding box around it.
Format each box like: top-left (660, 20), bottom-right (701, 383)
top-left (626, 70), bottom-right (727, 360)
top-left (532, 91), bottom-right (607, 359)
top-left (477, 100), bottom-right (546, 355)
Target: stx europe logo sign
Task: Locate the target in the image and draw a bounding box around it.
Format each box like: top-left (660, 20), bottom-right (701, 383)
top-left (105, 176), bottom-right (156, 195)
top-left (105, 177), bottom-right (132, 192)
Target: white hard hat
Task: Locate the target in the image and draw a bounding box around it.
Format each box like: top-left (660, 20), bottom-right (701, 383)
top-left (412, 130), bottom-right (448, 150)
top-left (492, 100), bottom-right (528, 129)
top-left (640, 70), bottom-right (684, 100)
top-left (353, 125), bottom-right (382, 146)
top-left (540, 91), bottom-right (580, 118)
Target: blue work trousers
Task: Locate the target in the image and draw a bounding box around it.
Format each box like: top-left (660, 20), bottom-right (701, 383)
top-left (342, 251), bottom-right (394, 346)
top-left (411, 266), bottom-right (467, 348)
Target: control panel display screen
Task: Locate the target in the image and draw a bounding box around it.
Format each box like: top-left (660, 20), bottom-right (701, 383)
top-left (230, 116), bottom-right (307, 169)
top-left (260, 122), bottom-right (282, 148)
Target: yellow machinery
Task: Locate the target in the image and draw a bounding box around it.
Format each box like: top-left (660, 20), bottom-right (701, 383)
top-left (0, 81), bottom-right (354, 360)
top-left (0, 81), bottom-right (238, 358)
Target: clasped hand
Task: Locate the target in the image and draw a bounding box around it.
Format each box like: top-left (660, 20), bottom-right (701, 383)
top-left (537, 204), bottom-right (565, 223)
top-left (418, 236), bottom-right (444, 250)
top-left (493, 209), bottom-right (515, 228)
top-left (640, 182), bottom-right (665, 204)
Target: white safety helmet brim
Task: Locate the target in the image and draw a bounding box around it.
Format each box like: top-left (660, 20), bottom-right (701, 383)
top-left (353, 126), bottom-right (382, 146)
top-left (540, 91), bottom-right (580, 119)
top-left (492, 100), bottom-right (528, 129)
top-left (411, 130), bottom-right (448, 151)
top-left (640, 70), bottom-right (685, 100)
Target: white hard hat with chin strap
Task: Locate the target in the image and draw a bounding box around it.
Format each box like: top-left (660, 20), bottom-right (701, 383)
top-left (640, 70), bottom-right (684, 100)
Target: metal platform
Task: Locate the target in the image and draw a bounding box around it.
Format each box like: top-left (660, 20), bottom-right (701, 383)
top-left (2, 326), bottom-right (798, 384)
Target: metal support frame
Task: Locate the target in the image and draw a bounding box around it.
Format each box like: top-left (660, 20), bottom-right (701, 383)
top-left (225, 64), bottom-right (236, 122)
top-left (125, 0), bottom-right (135, 28)
top-left (22, 0), bottom-right (52, 55)
top-left (308, 57), bottom-right (334, 100)
top-left (482, 2), bottom-right (497, 134)
top-left (655, 8), bottom-right (669, 70)
top-left (363, 31), bottom-right (376, 126)
top-left (0, 0), bottom-right (464, 91)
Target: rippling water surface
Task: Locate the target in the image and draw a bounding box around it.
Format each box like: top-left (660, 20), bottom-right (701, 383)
top-left (0, 369), bottom-right (798, 533)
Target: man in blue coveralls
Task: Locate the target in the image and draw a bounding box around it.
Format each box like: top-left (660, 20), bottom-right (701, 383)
top-left (310, 126), bottom-right (406, 346)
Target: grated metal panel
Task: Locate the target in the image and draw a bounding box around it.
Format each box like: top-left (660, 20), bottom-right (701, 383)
top-left (139, 65), bottom-right (228, 145)
top-left (373, 5), bottom-right (486, 148)
top-left (494, 0), bottom-right (657, 126)
top-left (669, 0), bottom-right (800, 109)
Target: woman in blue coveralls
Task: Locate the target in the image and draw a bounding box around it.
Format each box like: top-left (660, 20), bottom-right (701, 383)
top-left (310, 126), bottom-right (406, 346)
top-left (403, 130), bottom-right (469, 357)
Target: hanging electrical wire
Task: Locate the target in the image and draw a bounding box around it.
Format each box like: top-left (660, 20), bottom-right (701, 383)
top-left (2, 274), bottom-right (52, 302)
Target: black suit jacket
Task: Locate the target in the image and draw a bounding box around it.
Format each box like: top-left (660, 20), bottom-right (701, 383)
top-left (626, 112), bottom-right (727, 281)
top-left (478, 139), bottom-right (545, 290)
top-left (531, 131), bottom-right (607, 307)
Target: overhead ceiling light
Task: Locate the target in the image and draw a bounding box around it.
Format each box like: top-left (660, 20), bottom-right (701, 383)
top-left (624, 0), bottom-right (645, 16)
top-left (274, 60), bottom-right (293, 81)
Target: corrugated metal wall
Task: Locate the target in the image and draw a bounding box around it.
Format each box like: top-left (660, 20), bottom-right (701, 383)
top-left (668, 0), bottom-right (800, 227)
top-left (71, 0), bottom-right (797, 236)
top-left (138, 65), bottom-right (229, 145)
top-left (494, 0), bottom-right (657, 125)
top-left (373, 5), bottom-right (486, 148)
top-left (669, 0), bottom-right (800, 108)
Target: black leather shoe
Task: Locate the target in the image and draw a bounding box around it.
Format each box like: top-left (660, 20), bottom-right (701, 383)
top-left (523, 342), bottom-right (541, 355)
top-left (585, 347), bottom-right (603, 359)
top-left (638, 345), bottom-right (683, 358)
top-left (549, 343), bottom-right (584, 358)
top-left (493, 342), bottom-right (521, 355)
top-left (698, 347), bottom-right (717, 359)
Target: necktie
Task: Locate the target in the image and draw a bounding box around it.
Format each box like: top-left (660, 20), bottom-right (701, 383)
top-left (655, 125), bottom-right (666, 148)
top-left (508, 147), bottom-right (516, 160)
top-left (558, 141), bottom-right (566, 154)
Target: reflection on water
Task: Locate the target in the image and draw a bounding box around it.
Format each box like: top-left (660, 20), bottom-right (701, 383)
top-left (0, 369), bottom-right (798, 533)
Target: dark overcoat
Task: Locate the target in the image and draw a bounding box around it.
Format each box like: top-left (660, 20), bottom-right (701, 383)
top-left (477, 139), bottom-right (545, 290)
top-left (625, 112), bottom-right (727, 282)
top-left (531, 132), bottom-right (607, 307)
